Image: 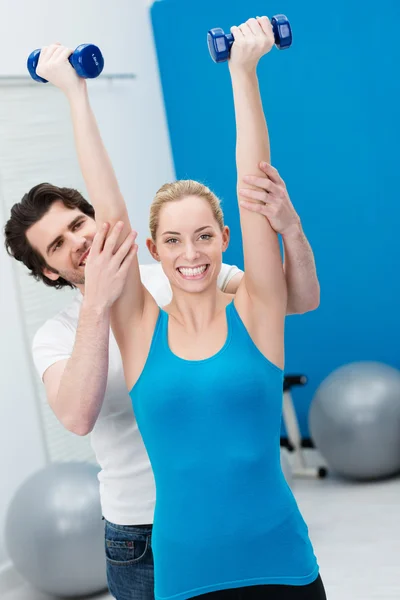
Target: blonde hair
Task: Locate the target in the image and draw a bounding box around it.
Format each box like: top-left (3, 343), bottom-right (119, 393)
top-left (149, 180), bottom-right (224, 240)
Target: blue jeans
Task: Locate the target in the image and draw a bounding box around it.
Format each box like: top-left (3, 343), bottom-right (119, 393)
top-left (104, 520), bottom-right (154, 600)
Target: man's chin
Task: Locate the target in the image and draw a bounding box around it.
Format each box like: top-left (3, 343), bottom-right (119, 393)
top-left (58, 269), bottom-right (85, 286)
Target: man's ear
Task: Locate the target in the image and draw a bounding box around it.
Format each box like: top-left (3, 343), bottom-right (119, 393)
top-left (146, 238), bottom-right (161, 262)
top-left (42, 267), bottom-right (60, 282)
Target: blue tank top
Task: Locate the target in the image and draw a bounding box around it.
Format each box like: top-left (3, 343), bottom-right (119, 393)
top-left (130, 301), bottom-right (318, 600)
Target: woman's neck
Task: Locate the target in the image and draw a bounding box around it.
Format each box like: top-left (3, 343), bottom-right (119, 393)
top-left (165, 287), bottom-right (232, 332)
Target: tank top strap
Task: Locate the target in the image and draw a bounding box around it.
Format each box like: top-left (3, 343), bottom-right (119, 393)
top-left (226, 299), bottom-right (248, 340)
top-left (156, 307), bottom-right (169, 338)
top-left (144, 307), bottom-right (169, 365)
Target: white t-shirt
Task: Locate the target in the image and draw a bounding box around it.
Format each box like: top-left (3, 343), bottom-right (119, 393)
top-left (32, 263), bottom-right (241, 525)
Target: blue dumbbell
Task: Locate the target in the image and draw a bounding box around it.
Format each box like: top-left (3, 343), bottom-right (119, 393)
top-left (27, 44), bottom-right (104, 83)
top-left (208, 15), bottom-right (292, 63)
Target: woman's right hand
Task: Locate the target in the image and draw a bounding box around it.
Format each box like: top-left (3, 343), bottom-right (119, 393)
top-left (229, 17), bottom-right (275, 72)
top-left (36, 43), bottom-right (85, 97)
top-left (84, 222), bottom-right (138, 312)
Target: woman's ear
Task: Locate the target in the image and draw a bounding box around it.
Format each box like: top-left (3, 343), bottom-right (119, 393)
top-left (222, 225), bottom-right (230, 252)
top-left (146, 238), bottom-right (161, 262)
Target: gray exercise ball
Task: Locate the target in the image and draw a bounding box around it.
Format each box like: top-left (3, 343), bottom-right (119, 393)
top-left (5, 462), bottom-right (107, 597)
top-left (280, 449), bottom-right (293, 488)
top-left (309, 362), bottom-right (400, 480)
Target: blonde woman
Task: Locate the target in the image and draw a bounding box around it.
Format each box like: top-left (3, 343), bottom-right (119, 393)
top-left (37, 17), bottom-right (325, 600)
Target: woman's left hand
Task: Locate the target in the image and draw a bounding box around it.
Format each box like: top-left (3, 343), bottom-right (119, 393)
top-left (229, 17), bottom-right (275, 71)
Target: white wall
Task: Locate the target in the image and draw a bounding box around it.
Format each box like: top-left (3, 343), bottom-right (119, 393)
top-left (0, 0), bottom-right (174, 573)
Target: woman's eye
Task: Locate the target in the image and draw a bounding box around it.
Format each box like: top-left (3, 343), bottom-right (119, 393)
top-left (200, 234), bottom-right (212, 240)
top-left (166, 238), bottom-right (178, 244)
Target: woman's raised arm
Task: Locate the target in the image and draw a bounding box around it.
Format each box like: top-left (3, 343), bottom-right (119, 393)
top-left (37, 44), bottom-right (153, 349)
top-left (228, 19), bottom-right (287, 313)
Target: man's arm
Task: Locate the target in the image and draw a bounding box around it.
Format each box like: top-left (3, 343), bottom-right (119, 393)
top-left (281, 224), bottom-right (320, 314)
top-left (41, 303), bottom-right (111, 436)
top-left (37, 222), bottom-right (136, 436)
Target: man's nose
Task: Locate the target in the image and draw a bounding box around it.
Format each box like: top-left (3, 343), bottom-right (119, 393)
top-left (67, 231), bottom-right (87, 253)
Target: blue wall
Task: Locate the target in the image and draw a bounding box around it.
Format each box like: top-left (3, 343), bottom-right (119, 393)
top-left (151, 0), bottom-right (400, 435)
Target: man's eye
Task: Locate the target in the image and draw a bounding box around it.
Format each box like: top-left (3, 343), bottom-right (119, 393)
top-left (54, 240), bottom-right (63, 251)
top-left (72, 221), bottom-right (84, 231)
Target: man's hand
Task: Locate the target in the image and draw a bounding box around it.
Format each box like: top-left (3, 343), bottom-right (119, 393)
top-left (36, 43), bottom-right (84, 97)
top-left (239, 162), bottom-right (300, 235)
top-left (84, 222), bottom-right (138, 311)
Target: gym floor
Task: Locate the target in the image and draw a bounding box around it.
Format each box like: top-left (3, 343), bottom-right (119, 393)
top-left (3, 453), bottom-right (400, 600)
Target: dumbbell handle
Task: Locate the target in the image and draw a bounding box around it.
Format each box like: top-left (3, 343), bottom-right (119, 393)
top-left (230, 15), bottom-right (292, 49)
top-left (27, 44), bottom-right (104, 83)
top-left (208, 14), bottom-right (292, 63)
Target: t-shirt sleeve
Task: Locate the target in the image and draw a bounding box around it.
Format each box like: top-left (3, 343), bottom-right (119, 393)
top-left (139, 263), bottom-right (173, 307)
top-left (32, 318), bottom-right (75, 382)
top-left (217, 263), bottom-right (243, 292)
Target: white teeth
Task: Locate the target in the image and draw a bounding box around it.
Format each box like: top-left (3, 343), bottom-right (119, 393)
top-left (178, 265), bottom-right (207, 277)
top-left (79, 248), bottom-right (91, 267)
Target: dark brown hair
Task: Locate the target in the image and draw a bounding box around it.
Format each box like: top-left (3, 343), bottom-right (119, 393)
top-left (4, 183), bottom-right (95, 289)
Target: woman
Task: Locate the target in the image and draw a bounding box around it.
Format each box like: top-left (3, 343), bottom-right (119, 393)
top-left (115, 18), bottom-right (324, 600)
top-left (37, 16), bottom-right (325, 600)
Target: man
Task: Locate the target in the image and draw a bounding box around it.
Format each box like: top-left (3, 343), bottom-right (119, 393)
top-left (4, 47), bottom-right (319, 600)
